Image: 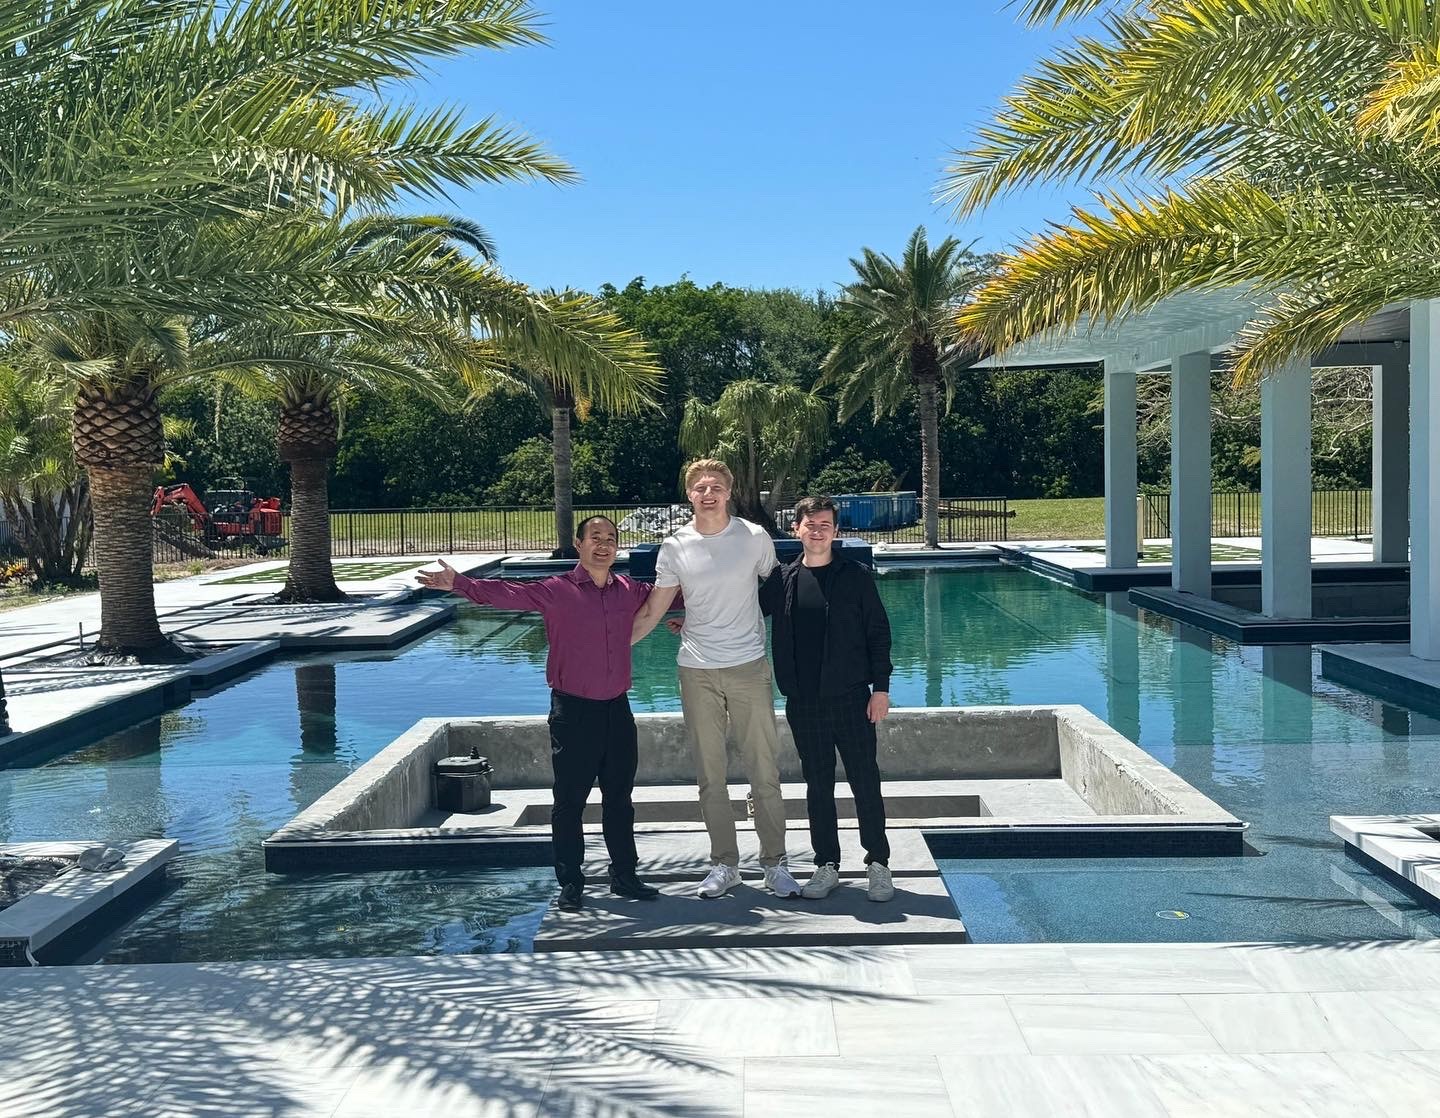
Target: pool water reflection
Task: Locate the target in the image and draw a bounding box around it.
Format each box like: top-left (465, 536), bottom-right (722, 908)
top-left (2, 564), bottom-right (1438, 958)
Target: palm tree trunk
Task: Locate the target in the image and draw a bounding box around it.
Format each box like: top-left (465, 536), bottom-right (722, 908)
top-left (89, 464), bottom-right (168, 655)
top-left (279, 457), bottom-right (343, 602)
top-left (916, 369), bottom-right (942, 549)
top-left (552, 403), bottom-right (576, 559)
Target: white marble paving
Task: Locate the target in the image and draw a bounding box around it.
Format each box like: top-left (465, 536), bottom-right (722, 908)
top-left (5, 943), bottom-right (1440, 1116)
top-left (654, 996), bottom-right (838, 1057)
top-left (1006, 994), bottom-right (1222, 1055)
top-left (1364, 989), bottom-right (1440, 1048)
top-left (1333, 1050), bottom-right (1440, 1117)
top-left (1066, 943), bottom-right (1265, 994)
top-left (938, 1054), bottom-right (1168, 1118)
top-left (904, 943), bottom-right (1089, 995)
top-left (832, 995), bottom-right (1027, 1057)
top-left (1182, 991), bottom-right (1420, 1053)
top-left (743, 1057), bottom-right (954, 1118)
top-left (1135, 1053), bottom-right (1380, 1118)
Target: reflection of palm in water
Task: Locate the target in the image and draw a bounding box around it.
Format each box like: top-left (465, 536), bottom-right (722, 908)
top-left (290, 662), bottom-right (339, 815)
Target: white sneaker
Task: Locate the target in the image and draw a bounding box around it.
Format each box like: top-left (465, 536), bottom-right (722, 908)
top-left (867, 862), bottom-right (894, 902)
top-left (764, 863), bottom-right (801, 898)
top-left (696, 863), bottom-right (741, 898)
top-left (801, 863), bottom-right (841, 899)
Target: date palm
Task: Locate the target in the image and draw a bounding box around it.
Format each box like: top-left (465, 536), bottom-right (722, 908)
top-left (209, 225), bottom-right (661, 601)
top-left (679, 379), bottom-right (830, 536)
top-left (7, 0), bottom-right (577, 656)
top-left (820, 228), bottom-right (989, 548)
top-left (943, 0), bottom-right (1440, 382)
top-left (518, 290), bottom-right (662, 557)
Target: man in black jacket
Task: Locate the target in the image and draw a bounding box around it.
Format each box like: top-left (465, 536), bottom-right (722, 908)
top-left (761, 495), bottom-right (894, 902)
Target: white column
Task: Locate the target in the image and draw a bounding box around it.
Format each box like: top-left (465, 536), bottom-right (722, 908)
top-left (1260, 357), bottom-right (1313, 617)
top-left (1103, 358), bottom-right (1138, 567)
top-left (1411, 300), bottom-right (1440, 657)
top-left (1171, 350), bottom-right (1212, 596)
top-left (1374, 352), bottom-right (1409, 564)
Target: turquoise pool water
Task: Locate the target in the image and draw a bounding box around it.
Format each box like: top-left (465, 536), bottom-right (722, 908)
top-left (3, 563), bottom-right (1439, 958)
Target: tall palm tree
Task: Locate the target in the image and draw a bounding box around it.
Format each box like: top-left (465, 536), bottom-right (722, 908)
top-left (820, 228), bottom-right (989, 548)
top-left (6, 1), bottom-right (578, 656)
top-left (679, 379), bottom-right (831, 535)
top-left (942, 0), bottom-right (1440, 381)
top-left (519, 290), bottom-right (663, 558)
top-left (209, 225), bottom-right (662, 601)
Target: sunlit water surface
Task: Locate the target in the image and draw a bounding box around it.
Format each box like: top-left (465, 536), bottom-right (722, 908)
top-left (4, 564), bottom-right (1438, 958)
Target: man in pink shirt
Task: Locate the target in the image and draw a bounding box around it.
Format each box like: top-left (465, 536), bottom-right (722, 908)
top-left (417, 515), bottom-right (661, 912)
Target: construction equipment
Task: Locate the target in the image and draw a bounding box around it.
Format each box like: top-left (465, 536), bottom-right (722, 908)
top-left (151, 477), bottom-right (285, 557)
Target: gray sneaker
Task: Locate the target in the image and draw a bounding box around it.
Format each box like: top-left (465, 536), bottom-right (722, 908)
top-left (801, 863), bottom-right (841, 899)
top-left (867, 862), bottom-right (895, 902)
top-left (763, 863), bottom-right (802, 898)
top-left (697, 863), bottom-right (742, 898)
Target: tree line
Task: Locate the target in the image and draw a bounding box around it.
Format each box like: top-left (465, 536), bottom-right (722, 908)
top-left (160, 276), bottom-right (1374, 515)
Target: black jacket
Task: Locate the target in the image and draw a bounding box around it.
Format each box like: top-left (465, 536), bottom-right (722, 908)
top-left (760, 555), bottom-right (892, 699)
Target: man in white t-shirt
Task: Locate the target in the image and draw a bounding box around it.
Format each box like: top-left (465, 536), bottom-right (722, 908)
top-left (632, 458), bottom-right (800, 899)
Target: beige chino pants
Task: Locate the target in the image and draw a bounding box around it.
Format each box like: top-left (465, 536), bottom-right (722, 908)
top-left (678, 656), bottom-right (787, 868)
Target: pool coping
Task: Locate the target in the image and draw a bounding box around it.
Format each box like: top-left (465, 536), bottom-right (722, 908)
top-left (0, 839), bottom-right (178, 965)
top-left (1330, 814), bottom-right (1440, 912)
top-left (262, 705), bottom-right (1248, 872)
top-left (1127, 585), bottom-right (1409, 645)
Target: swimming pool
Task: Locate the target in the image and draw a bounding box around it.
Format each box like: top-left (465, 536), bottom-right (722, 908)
top-left (3, 563), bottom-right (1438, 959)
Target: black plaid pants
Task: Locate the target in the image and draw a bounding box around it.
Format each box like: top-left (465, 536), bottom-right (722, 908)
top-left (784, 684), bottom-right (890, 868)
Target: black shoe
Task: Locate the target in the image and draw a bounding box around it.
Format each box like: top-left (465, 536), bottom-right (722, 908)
top-left (609, 872), bottom-right (660, 900)
top-left (556, 883), bottom-right (584, 911)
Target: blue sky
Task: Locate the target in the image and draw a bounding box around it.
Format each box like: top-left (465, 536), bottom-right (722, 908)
top-left (418, 2), bottom-right (1097, 294)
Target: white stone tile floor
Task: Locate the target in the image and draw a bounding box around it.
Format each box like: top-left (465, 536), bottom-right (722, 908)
top-left (4, 941), bottom-right (1440, 1116)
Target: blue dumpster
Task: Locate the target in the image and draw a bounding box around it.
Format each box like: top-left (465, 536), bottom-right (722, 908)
top-left (833, 492), bottom-right (918, 531)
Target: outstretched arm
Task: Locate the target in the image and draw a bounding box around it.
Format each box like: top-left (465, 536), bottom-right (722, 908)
top-left (632, 583), bottom-right (680, 644)
top-left (415, 558), bottom-right (552, 612)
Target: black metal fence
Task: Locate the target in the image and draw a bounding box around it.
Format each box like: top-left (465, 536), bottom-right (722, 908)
top-left (146, 498), bottom-right (1014, 561)
top-left (1141, 489), bottom-right (1371, 541)
top-left (304, 498), bottom-right (1013, 556)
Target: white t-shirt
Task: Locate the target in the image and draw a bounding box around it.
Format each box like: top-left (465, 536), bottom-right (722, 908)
top-left (655, 517), bottom-right (778, 669)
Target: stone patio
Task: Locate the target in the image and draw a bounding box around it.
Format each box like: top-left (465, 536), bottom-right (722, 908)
top-left (3, 940), bottom-right (1440, 1116)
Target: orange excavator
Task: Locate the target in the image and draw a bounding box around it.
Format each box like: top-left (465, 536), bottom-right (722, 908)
top-left (151, 477), bottom-right (285, 557)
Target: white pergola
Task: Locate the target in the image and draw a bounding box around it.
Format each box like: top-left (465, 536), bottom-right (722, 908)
top-left (973, 292), bottom-right (1440, 656)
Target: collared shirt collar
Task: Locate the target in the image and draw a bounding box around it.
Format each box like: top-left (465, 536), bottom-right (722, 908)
top-left (568, 563), bottom-right (614, 589)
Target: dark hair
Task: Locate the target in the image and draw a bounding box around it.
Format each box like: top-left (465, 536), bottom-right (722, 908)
top-left (574, 514), bottom-right (618, 541)
top-left (792, 496), bottom-right (838, 526)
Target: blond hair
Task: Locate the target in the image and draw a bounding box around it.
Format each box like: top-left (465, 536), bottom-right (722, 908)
top-left (683, 458), bottom-right (734, 491)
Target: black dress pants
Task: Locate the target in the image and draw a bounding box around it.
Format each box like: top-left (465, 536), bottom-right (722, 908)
top-left (785, 685), bottom-right (890, 868)
top-left (547, 689), bottom-right (639, 888)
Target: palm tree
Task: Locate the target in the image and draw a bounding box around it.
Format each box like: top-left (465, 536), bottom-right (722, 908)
top-left (207, 225), bottom-right (661, 601)
top-left (942, 0), bottom-right (1440, 381)
top-left (820, 228), bottom-right (989, 548)
top-left (679, 379), bottom-right (831, 535)
top-left (6, 1), bottom-right (578, 656)
top-left (519, 290), bottom-right (663, 558)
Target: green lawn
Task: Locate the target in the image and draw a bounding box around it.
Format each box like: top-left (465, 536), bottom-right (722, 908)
top-left (214, 560), bottom-right (420, 584)
top-left (1006, 497), bottom-right (1106, 540)
top-left (257, 493), bottom-right (1372, 558)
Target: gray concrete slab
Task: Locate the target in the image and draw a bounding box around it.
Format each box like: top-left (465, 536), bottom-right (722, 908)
top-left (533, 873), bottom-right (967, 952)
top-left (0, 839), bottom-right (177, 963)
top-left (1320, 641), bottom-right (1440, 713)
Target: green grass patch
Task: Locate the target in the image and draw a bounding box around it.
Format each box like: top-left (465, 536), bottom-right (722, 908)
top-left (1006, 497), bottom-right (1106, 540)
